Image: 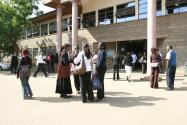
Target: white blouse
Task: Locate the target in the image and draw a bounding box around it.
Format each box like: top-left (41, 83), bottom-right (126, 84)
top-left (74, 51), bottom-right (92, 72)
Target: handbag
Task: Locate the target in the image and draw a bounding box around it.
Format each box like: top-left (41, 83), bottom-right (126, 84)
top-left (57, 63), bottom-right (70, 78)
top-left (19, 57), bottom-right (31, 77)
top-left (73, 55), bottom-right (86, 75)
top-left (92, 74), bottom-right (102, 90)
top-left (151, 62), bottom-right (159, 67)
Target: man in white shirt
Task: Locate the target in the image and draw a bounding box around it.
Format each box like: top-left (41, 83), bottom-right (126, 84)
top-left (131, 52), bottom-right (137, 71)
top-left (33, 52), bottom-right (48, 77)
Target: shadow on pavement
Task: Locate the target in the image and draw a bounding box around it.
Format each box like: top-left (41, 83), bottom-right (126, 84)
top-left (32, 95), bottom-right (80, 103)
top-left (101, 96), bottom-right (166, 108)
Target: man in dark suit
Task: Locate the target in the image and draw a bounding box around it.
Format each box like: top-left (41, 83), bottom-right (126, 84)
top-left (96, 42), bottom-right (107, 101)
top-left (112, 53), bottom-right (120, 80)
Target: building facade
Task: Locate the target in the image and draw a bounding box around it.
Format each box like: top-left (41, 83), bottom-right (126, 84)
top-left (19, 0), bottom-right (187, 73)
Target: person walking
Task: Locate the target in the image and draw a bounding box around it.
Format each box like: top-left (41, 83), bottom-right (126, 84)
top-left (10, 52), bottom-right (18, 74)
top-left (123, 52), bottom-right (133, 82)
top-left (33, 52), bottom-right (48, 77)
top-left (150, 48), bottom-right (162, 88)
top-left (56, 43), bottom-right (72, 98)
top-left (17, 50), bottom-right (33, 99)
top-left (165, 45), bottom-right (177, 90)
top-left (112, 53), bottom-right (120, 80)
top-left (74, 44), bottom-right (94, 103)
top-left (96, 42), bottom-right (107, 101)
top-left (70, 45), bottom-right (81, 94)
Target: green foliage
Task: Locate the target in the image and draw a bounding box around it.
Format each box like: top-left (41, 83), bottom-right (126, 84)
top-left (0, 0), bottom-right (39, 55)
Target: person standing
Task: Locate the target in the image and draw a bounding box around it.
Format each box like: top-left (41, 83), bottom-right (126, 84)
top-left (74, 44), bottom-right (94, 103)
top-left (33, 52), bottom-right (48, 77)
top-left (17, 50), bottom-right (33, 99)
top-left (140, 51), bottom-right (147, 74)
top-left (124, 52), bottom-right (133, 82)
top-left (10, 52), bottom-right (18, 74)
top-left (150, 48), bottom-right (162, 88)
top-left (56, 44), bottom-right (72, 98)
top-left (96, 42), bottom-right (107, 101)
top-left (112, 53), bottom-right (120, 80)
top-left (70, 45), bottom-right (81, 94)
top-left (165, 45), bottom-right (177, 90)
top-left (131, 52), bottom-right (137, 71)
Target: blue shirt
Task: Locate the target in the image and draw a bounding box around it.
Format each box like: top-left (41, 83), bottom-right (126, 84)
top-left (166, 50), bottom-right (176, 67)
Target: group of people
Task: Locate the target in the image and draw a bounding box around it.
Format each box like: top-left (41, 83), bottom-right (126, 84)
top-left (112, 51), bottom-right (144, 82)
top-left (112, 45), bottom-right (177, 90)
top-left (16, 42), bottom-right (107, 103)
top-left (16, 43), bottom-right (176, 102)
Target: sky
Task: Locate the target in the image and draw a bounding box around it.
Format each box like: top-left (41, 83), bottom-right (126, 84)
top-left (31, 0), bottom-right (55, 17)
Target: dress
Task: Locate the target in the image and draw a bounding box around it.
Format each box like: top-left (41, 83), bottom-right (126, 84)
top-left (55, 52), bottom-right (72, 95)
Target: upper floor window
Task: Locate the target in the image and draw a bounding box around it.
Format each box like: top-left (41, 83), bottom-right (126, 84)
top-left (166, 0), bottom-right (187, 14)
top-left (116, 1), bottom-right (136, 23)
top-left (32, 26), bottom-right (40, 37)
top-left (82, 11), bottom-right (96, 28)
top-left (99, 7), bottom-right (114, 25)
top-left (27, 28), bottom-right (32, 38)
top-left (49, 21), bottom-right (56, 34)
top-left (139, 0), bottom-right (162, 19)
top-left (41, 24), bottom-right (48, 36)
top-left (62, 18), bottom-right (68, 32)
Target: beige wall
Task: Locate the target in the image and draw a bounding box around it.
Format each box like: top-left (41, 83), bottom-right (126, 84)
top-left (82, 0), bottom-right (135, 13)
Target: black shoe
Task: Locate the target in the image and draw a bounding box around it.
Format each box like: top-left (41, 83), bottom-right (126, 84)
top-left (60, 94), bottom-right (64, 98)
top-left (63, 95), bottom-right (71, 98)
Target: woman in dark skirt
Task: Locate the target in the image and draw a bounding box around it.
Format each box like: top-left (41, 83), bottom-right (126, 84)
top-left (56, 43), bottom-right (72, 98)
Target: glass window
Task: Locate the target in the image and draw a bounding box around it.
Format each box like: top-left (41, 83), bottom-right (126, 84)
top-left (49, 21), bottom-right (57, 34)
top-left (139, 0), bottom-right (162, 19)
top-left (41, 24), bottom-right (48, 36)
top-left (32, 26), bottom-right (40, 37)
top-left (27, 28), bottom-right (32, 38)
top-left (69, 17), bottom-right (72, 30)
top-left (82, 11), bottom-right (96, 28)
top-left (166, 0), bottom-right (187, 14)
top-left (116, 1), bottom-right (136, 23)
top-left (62, 18), bottom-right (68, 32)
top-left (21, 30), bottom-right (26, 39)
top-left (99, 7), bottom-right (113, 26)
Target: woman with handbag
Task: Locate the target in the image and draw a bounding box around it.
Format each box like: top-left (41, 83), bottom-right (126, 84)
top-left (55, 44), bottom-right (72, 98)
top-left (74, 44), bottom-right (94, 103)
top-left (17, 50), bottom-right (33, 100)
top-left (150, 48), bottom-right (162, 88)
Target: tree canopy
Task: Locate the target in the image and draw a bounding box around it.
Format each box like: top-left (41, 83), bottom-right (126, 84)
top-left (0, 0), bottom-right (40, 55)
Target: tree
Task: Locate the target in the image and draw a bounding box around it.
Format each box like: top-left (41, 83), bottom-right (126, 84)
top-left (0, 0), bottom-right (39, 56)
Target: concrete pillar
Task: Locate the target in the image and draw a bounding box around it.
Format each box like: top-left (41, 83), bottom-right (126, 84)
top-left (56, 4), bottom-right (62, 52)
top-left (96, 10), bottom-right (98, 26)
top-left (135, 0), bottom-right (139, 19)
top-left (113, 6), bottom-right (117, 23)
top-left (72, 0), bottom-right (78, 51)
top-left (147, 0), bottom-right (157, 76)
top-left (80, 13), bottom-right (83, 29)
top-left (162, 0), bottom-right (166, 15)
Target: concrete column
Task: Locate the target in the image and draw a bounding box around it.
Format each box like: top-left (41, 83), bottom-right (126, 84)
top-left (80, 13), bottom-right (83, 29)
top-left (72, 0), bottom-right (78, 51)
top-left (96, 10), bottom-right (98, 26)
top-left (113, 6), bottom-right (117, 23)
top-left (162, 0), bottom-right (166, 15)
top-left (147, 0), bottom-right (157, 76)
top-left (56, 4), bottom-right (62, 52)
top-left (135, 0), bottom-right (139, 19)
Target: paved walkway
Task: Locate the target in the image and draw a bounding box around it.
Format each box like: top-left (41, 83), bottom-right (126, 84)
top-left (0, 71), bottom-right (187, 125)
